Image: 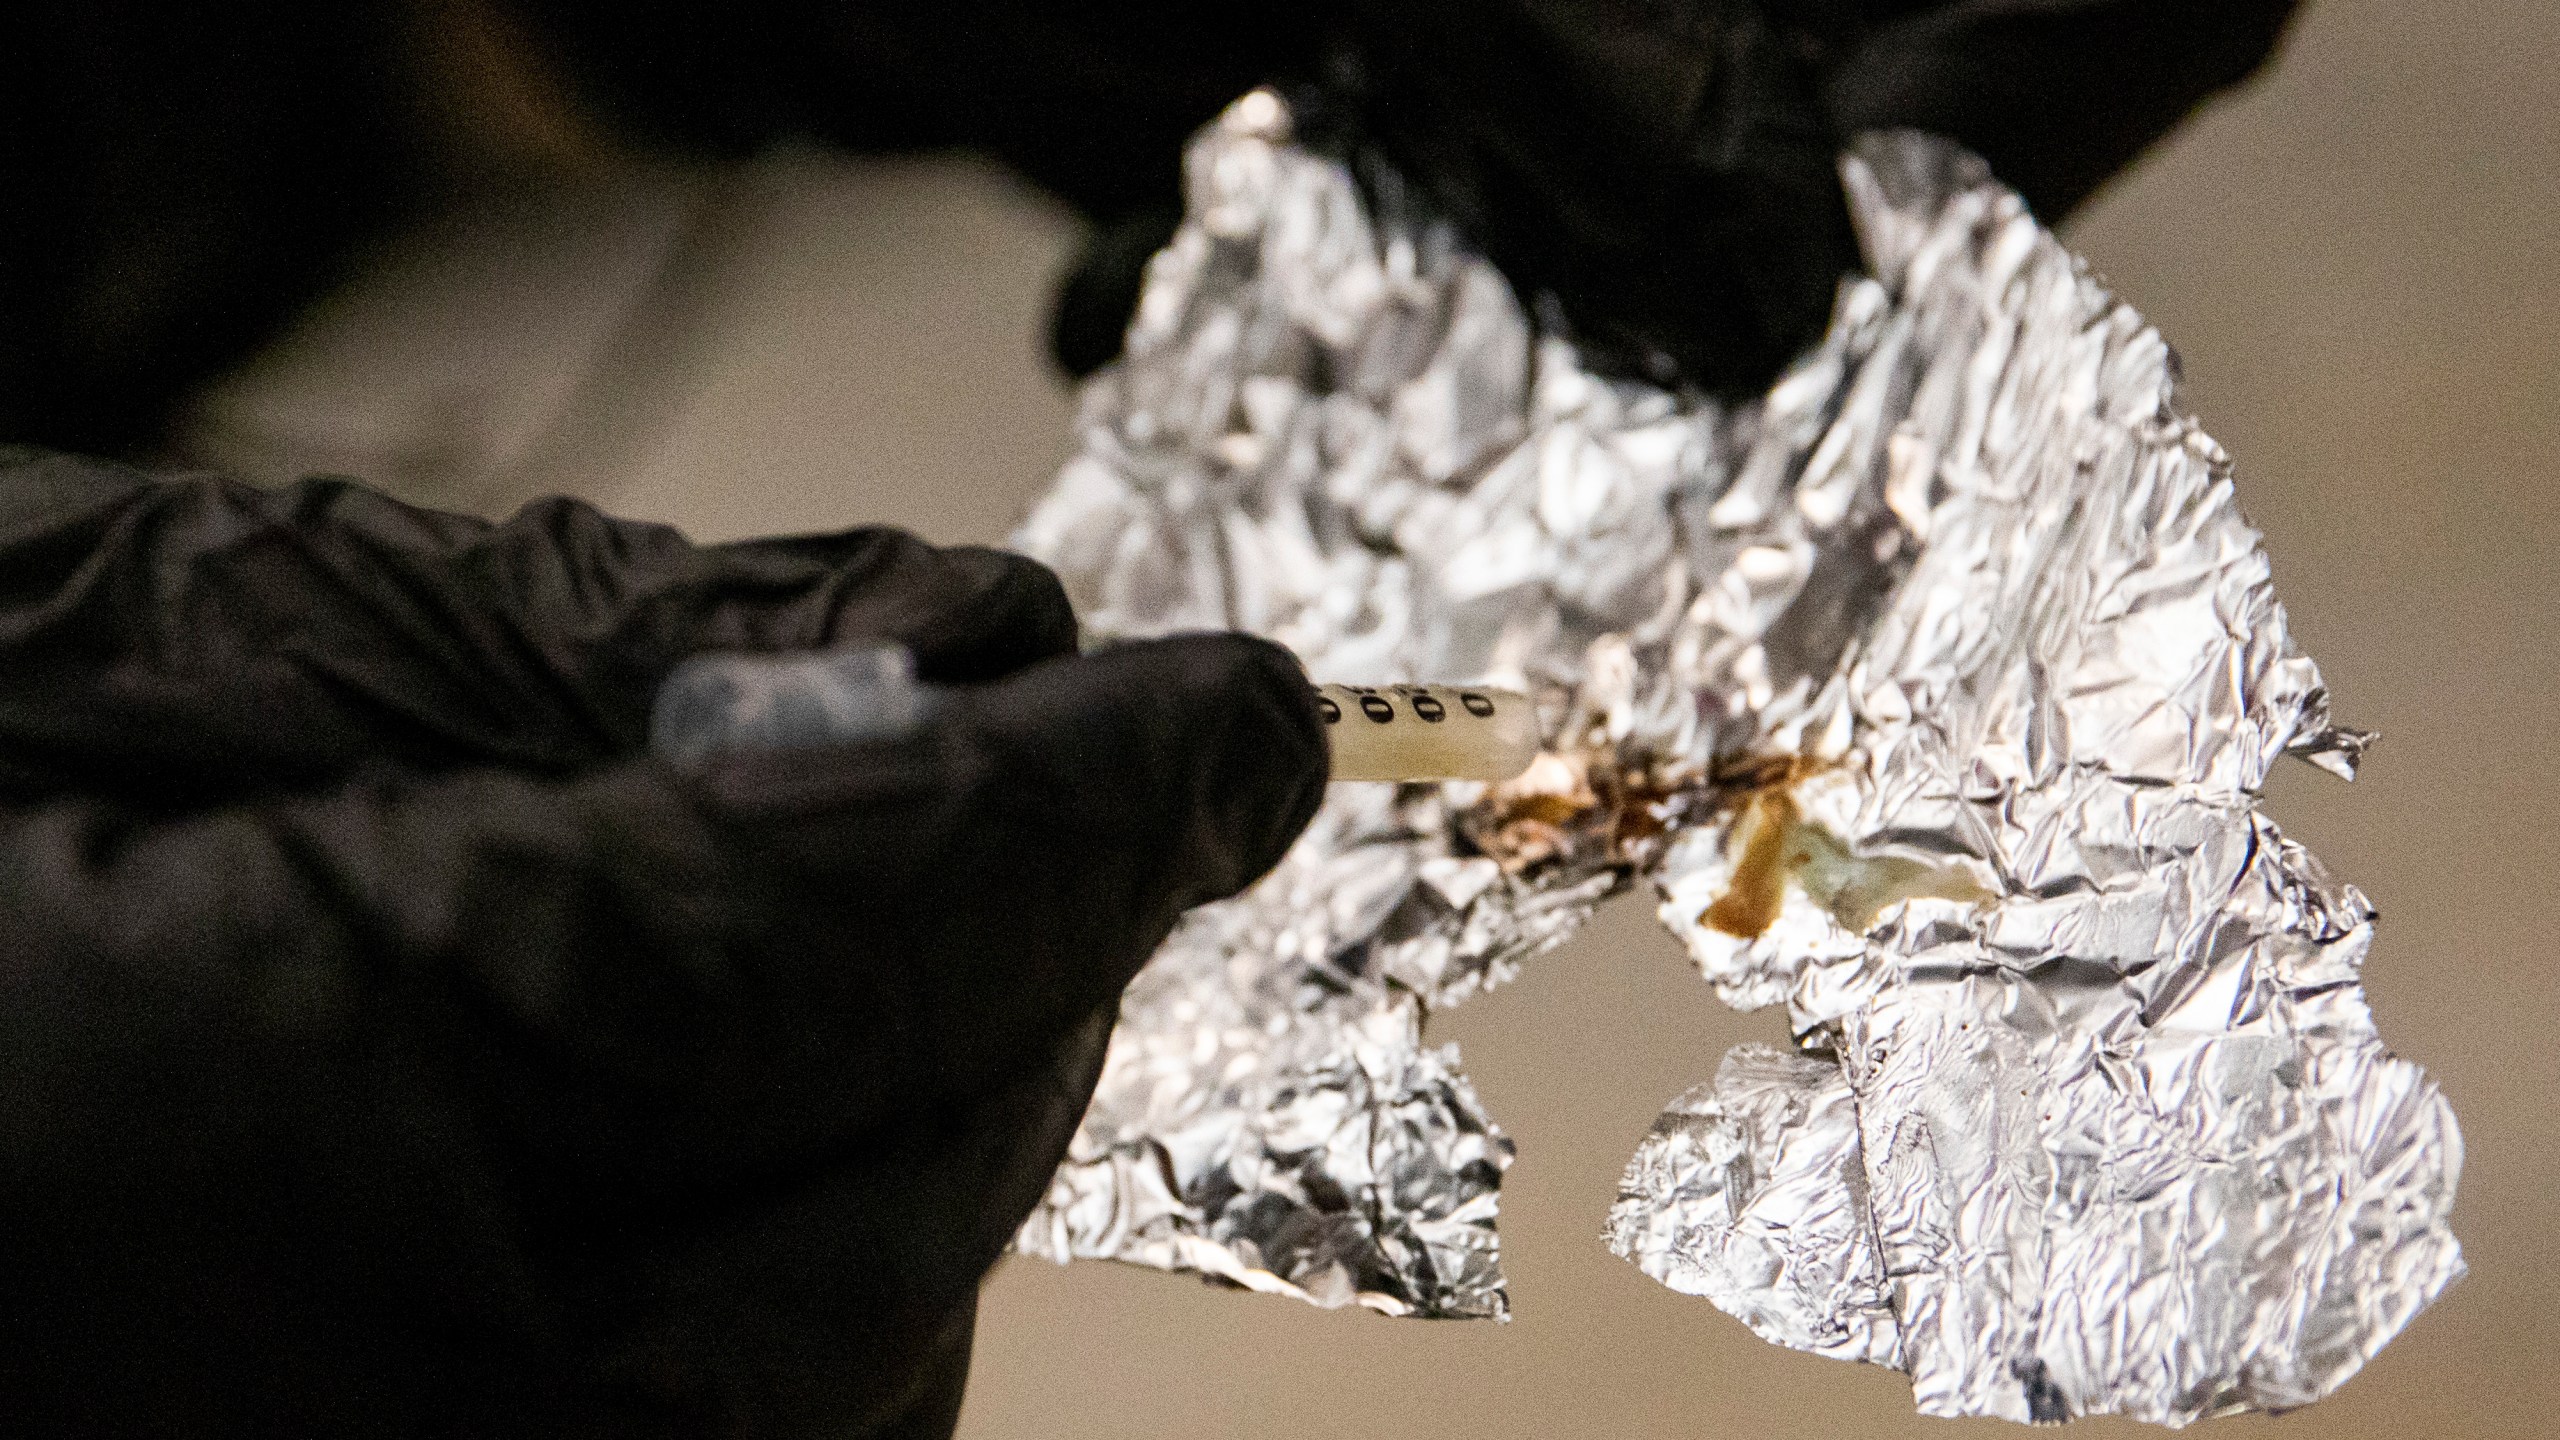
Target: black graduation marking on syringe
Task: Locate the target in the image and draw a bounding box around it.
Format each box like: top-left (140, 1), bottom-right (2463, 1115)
top-left (1307, 683), bottom-right (1539, 783)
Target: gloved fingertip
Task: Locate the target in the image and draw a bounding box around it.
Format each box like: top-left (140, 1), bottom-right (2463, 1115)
top-left (1065, 633), bottom-right (1328, 904)
top-left (949, 632), bottom-right (1328, 911)
top-left (906, 546), bottom-right (1077, 684)
top-left (1158, 633), bottom-right (1330, 896)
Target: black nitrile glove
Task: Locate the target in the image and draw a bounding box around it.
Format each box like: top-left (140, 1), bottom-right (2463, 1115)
top-left (2, 2), bottom-right (2300, 454)
top-left (1048, 0), bottom-right (2306, 391)
top-left (0, 447), bottom-right (1326, 1438)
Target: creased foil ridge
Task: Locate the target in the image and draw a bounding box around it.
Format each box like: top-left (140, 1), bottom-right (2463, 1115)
top-left (1010, 91), bottom-right (2461, 1422)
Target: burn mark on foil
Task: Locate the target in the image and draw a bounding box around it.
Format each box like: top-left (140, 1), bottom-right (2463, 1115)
top-left (1700, 766), bottom-right (1992, 940)
top-left (1703, 788), bottom-right (1799, 938)
top-left (1461, 743), bottom-right (1700, 879)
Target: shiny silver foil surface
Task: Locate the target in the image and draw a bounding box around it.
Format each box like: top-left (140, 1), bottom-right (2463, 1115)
top-left (1009, 91), bottom-right (2463, 1419)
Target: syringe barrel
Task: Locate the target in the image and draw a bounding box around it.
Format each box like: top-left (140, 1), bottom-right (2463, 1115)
top-left (1316, 684), bottom-right (1540, 783)
top-left (650, 650), bottom-right (1542, 786)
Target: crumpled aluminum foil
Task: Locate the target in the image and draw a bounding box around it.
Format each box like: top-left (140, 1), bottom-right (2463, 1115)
top-left (1009, 90), bottom-right (2463, 1422)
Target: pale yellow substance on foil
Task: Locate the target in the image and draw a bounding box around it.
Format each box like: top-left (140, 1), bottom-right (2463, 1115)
top-left (1316, 684), bottom-right (1539, 783)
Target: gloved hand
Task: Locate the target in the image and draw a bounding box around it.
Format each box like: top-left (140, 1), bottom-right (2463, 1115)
top-left (1049, 0), bottom-right (2305, 390)
top-left (0, 446), bottom-right (1326, 1438)
top-left (1, 1), bottom-right (2300, 455)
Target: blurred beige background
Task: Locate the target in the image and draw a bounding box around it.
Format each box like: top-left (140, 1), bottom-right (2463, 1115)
top-left (182, 1), bottom-right (2558, 1435)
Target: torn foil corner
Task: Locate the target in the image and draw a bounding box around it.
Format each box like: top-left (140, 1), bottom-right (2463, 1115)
top-left (1010, 89), bottom-right (2462, 1420)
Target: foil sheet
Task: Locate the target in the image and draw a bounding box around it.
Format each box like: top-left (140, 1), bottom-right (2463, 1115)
top-left (1009, 90), bottom-right (2462, 1421)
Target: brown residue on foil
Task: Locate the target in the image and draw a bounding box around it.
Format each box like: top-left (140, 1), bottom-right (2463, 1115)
top-left (1466, 746), bottom-right (1987, 938)
top-left (1699, 759), bottom-right (1994, 941)
top-left (1462, 738), bottom-right (1991, 938)
top-left (1703, 788), bottom-right (1799, 938)
top-left (1463, 742), bottom-right (1705, 877)
top-left (1470, 751), bottom-right (1600, 873)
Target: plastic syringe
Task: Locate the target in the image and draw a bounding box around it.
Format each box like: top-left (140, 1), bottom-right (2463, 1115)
top-left (651, 647), bottom-right (1541, 784)
top-left (1312, 684), bottom-right (1539, 783)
